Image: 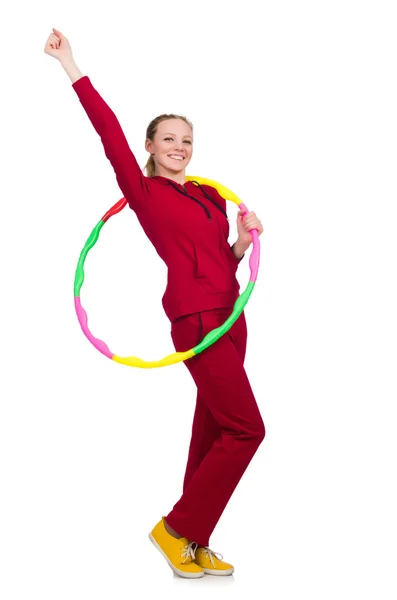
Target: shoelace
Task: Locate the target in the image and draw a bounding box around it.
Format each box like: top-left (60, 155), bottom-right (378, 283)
top-left (180, 541), bottom-right (198, 563)
top-left (201, 546), bottom-right (224, 567)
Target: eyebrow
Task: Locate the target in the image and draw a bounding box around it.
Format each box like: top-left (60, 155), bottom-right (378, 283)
top-left (164, 132), bottom-right (193, 139)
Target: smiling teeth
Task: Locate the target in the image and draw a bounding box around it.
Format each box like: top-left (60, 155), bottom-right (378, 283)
top-left (169, 155), bottom-right (183, 160)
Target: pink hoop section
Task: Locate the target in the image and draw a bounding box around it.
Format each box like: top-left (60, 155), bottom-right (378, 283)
top-left (238, 202), bottom-right (260, 282)
top-left (74, 297), bottom-right (113, 358)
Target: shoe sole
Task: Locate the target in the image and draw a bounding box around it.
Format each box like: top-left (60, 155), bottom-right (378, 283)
top-left (202, 566), bottom-right (234, 576)
top-left (148, 533), bottom-right (204, 579)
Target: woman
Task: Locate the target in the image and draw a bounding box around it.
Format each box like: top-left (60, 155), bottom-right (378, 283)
top-left (45, 28), bottom-right (266, 579)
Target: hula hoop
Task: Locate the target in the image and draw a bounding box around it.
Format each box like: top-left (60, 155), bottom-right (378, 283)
top-left (74, 175), bottom-right (260, 368)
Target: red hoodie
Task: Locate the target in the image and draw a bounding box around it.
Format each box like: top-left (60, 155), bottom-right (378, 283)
top-left (72, 76), bottom-right (245, 323)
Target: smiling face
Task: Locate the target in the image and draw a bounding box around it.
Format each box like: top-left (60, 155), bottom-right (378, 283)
top-left (145, 118), bottom-right (193, 179)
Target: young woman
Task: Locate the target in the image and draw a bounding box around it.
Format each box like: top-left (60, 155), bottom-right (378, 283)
top-left (45, 28), bottom-right (265, 579)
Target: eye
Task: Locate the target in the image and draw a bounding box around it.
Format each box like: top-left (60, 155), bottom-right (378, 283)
top-left (164, 137), bottom-right (192, 144)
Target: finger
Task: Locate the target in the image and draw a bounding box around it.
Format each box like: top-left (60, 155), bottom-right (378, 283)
top-left (52, 28), bottom-right (65, 39)
top-left (245, 222), bottom-right (260, 230)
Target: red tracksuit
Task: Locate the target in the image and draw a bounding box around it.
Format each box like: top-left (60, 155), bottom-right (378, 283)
top-left (72, 76), bottom-right (265, 546)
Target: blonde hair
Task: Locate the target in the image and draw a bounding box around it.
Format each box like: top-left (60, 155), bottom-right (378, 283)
top-left (144, 114), bottom-right (193, 177)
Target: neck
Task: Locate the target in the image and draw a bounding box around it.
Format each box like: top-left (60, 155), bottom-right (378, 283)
top-left (154, 166), bottom-right (186, 186)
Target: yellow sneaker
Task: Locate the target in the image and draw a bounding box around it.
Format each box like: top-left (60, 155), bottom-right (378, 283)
top-left (194, 546), bottom-right (234, 576)
top-left (149, 517), bottom-right (204, 578)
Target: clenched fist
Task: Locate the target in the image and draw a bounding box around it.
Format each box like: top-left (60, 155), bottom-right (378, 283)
top-left (236, 210), bottom-right (264, 246)
top-left (44, 28), bottom-right (73, 62)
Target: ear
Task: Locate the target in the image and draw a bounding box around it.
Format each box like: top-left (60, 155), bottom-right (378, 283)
top-left (145, 139), bottom-right (153, 153)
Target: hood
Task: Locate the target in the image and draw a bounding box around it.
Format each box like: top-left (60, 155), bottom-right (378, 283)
top-left (151, 175), bottom-right (229, 222)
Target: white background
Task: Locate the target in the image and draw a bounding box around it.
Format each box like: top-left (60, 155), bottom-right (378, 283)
top-left (0, 0), bottom-right (396, 598)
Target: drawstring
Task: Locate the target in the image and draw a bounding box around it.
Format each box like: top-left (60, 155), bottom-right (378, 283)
top-left (191, 181), bottom-right (229, 221)
top-left (167, 180), bottom-right (229, 222)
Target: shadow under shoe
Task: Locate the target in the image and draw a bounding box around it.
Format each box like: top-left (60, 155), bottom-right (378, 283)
top-left (149, 517), bottom-right (204, 578)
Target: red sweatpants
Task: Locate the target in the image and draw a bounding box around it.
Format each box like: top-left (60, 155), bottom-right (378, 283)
top-left (165, 306), bottom-right (266, 547)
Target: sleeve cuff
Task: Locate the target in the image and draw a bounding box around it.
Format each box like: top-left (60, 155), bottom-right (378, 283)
top-left (230, 243), bottom-right (245, 261)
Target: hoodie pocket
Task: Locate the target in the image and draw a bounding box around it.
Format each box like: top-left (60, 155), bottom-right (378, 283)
top-left (193, 245), bottom-right (235, 293)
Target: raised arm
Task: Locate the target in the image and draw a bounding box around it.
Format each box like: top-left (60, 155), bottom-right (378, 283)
top-left (44, 28), bottom-right (148, 213)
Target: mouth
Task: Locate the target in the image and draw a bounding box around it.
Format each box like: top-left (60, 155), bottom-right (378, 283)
top-left (168, 155), bottom-right (185, 161)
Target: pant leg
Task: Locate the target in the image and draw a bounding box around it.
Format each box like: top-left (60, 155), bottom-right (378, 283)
top-left (182, 392), bottom-right (221, 492)
top-left (167, 307), bottom-right (265, 547)
top-left (182, 308), bottom-right (248, 492)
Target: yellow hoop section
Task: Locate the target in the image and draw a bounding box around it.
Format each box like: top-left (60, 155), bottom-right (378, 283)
top-left (186, 175), bottom-right (242, 206)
